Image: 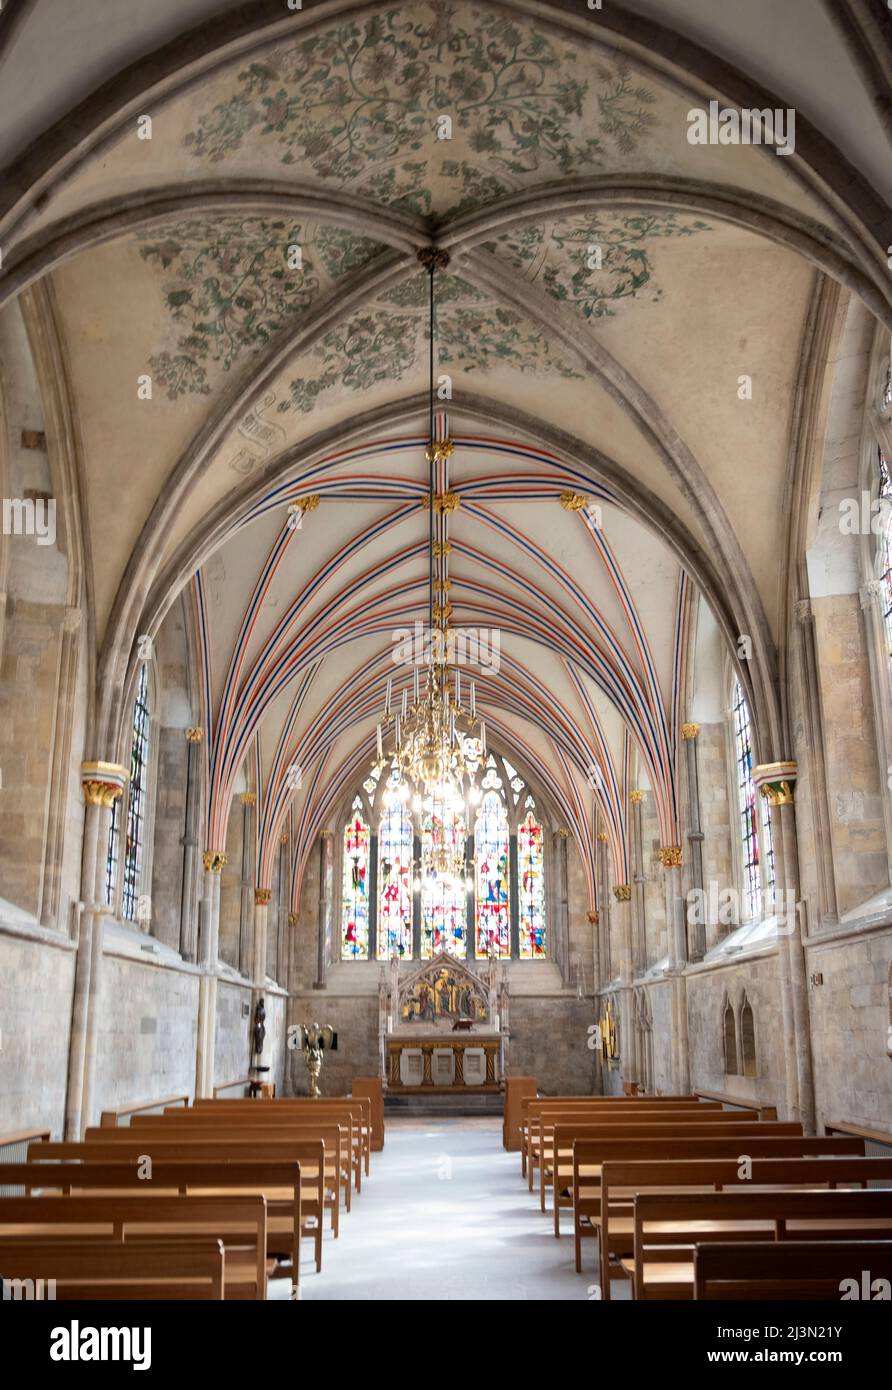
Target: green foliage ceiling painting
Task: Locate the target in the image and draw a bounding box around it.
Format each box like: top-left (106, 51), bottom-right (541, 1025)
top-left (184, 2), bottom-right (658, 215)
top-left (137, 8), bottom-right (711, 407)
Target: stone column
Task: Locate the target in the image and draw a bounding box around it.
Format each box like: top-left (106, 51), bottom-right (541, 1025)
top-left (179, 727), bottom-right (203, 961)
top-left (588, 910), bottom-right (601, 995)
top-left (597, 831), bottom-right (611, 982)
top-left (754, 763), bottom-right (814, 1131)
top-left (315, 832), bottom-right (331, 988)
top-left (630, 790), bottom-right (647, 976)
top-left (660, 845), bottom-right (689, 1094)
top-left (195, 851), bottom-right (224, 1098)
top-left (612, 884), bottom-right (636, 1087)
top-left (65, 762), bottom-right (128, 1138)
top-left (554, 829), bottom-right (570, 984)
top-left (237, 792), bottom-right (256, 976)
top-left (253, 888), bottom-right (271, 986)
top-left (681, 724), bottom-right (706, 961)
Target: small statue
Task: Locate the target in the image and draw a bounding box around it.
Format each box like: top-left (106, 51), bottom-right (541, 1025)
top-left (253, 997), bottom-right (267, 1060)
top-left (297, 1021), bottom-right (336, 1098)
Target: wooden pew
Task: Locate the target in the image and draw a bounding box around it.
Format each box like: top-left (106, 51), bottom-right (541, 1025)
top-left (545, 1115), bottom-right (796, 1219)
top-left (521, 1099), bottom-right (719, 1184)
top-left (120, 1118), bottom-right (352, 1214)
top-left (0, 1236), bottom-right (225, 1299)
top-left (628, 1188), bottom-right (892, 1299)
top-left (503, 1077), bottom-right (537, 1152)
top-left (17, 1152), bottom-right (314, 1274)
top-left (694, 1239), bottom-right (892, 1300)
top-left (0, 1192), bottom-right (268, 1299)
top-left (167, 1102), bottom-right (366, 1190)
top-left (193, 1097), bottom-right (372, 1181)
top-left (351, 1080), bottom-right (385, 1153)
top-left (592, 1154), bottom-right (892, 1289)
top-left (573, 1135), bottom-right (867, 1284)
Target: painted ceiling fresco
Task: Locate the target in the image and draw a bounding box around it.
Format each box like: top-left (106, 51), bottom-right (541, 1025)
top-left (136, 216), bottom-right (387, 400)
top-left (138, 212), bottom-right (712, 404)
top-left (483, 212), bottom-right (712, 318)
top-left (184, 4), bottom-right (658, 216)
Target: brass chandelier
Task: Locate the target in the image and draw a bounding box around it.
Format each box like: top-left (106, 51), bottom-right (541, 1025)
top-left (370, 247), bottom-right (486, 889)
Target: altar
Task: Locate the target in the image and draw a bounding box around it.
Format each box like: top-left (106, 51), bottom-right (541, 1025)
top-left (387, 1033), bottom-right (501, 1091)
top-left (378, 951), bottom-right (508, 1094)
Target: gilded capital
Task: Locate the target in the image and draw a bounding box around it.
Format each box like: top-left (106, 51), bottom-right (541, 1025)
top-left (681, 723), bottom-right (700, 740)
top-left (280, 832), bottom-right (289, 845)
top-left (630, 789), bottom-right (646, 804)
top-left (288, 912), bottom-right (299, 927)
top-left (291, 495), bottom-right (319, 514)
top-left (558, 828), bottom-right (569, 839)
top-left (658, 845), bottom-right (683, 869)
top-left (754, 761), bottom-right (797, 806)
top-left (239, 792), bottom-right (257, 807)
top-left (81, 761), bottom-right (128, 808)
top-left (255, 887), bottom-right (272, 906)
top-left (613, 884), bottom-right (632, 902)
top-left (202, 850), bottom-right (226, 873)
top-left (559, 491), bottom-right (588, 512)
top-left (185, 727), bottom-right (203, 744)
top-left (597, 831), bottom-right (609, 843)
top-left (587, 910), bottom-right (600, 925)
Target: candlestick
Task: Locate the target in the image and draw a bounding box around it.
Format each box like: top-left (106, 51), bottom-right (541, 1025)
top-left (401, 687), bottom-right (408, 718)
top-left (413, 666), bottom-right (419, 703)
top-left (376, 723), bottom-right (383, 758)
top-left (456, 670), bottom-right (461, 707)
top-left (480, 720), bottom-right (486, 754)
top-left (470, 682), bottom-right (476, 717)
top-left (385, 678), bottom-right (392, 715)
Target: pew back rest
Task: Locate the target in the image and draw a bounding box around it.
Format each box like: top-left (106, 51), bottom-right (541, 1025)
top-left (0, 1236), bottom-right (225, 1299)
top-left (693, 1239), bottom-right (892, 1300)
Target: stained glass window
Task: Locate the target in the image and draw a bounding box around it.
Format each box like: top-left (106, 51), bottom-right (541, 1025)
top-left (421, 797), bottom-right (467, 958)
top-left (342, 798), bottom-right (370, 960)
top-left (120, 662), bottom-right (151, 922)
top-left (377, 800), bottom-right (413, 960)
top-left (732, 681), bottom-right (761, 920)
top-left (518, 810), bottom-right (546, 958)
top-left (475, 790), bottom-right (510, 958)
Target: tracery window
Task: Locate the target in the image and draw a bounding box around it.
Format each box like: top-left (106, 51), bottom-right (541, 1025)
top-left (421, 795), bottom-right (468, 958)
top-left (731, 681), bottom-right (762, 920)
top-left (517, 808), bottom-right (546, 958)
top-left (377, 799), bottom-right (413, 960)
top-left (474, 789), bottom-right (510, 958)
top-left (106, 662), bottom-right (152, 922)
top-left (341, 797), bottom-right (370, 960)
top-left (878, 445), bottom-right (892, 663)
top-left (339, 749), bottom-right (549, 963)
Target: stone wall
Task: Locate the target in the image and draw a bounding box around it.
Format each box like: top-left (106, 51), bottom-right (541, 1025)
top-left (0, 931), bottom-right (75, 1134)
top-left (286, 990), bottom-right (378, 1096)
top-left (812, 595), bottom-right (887, 917)
top-left (684, 952), bottom-right (785, 1110)
top-left (93, 952), bottom-right (200, 1120)
top-left (507, 994), bottom-right (596, 1094)
top-left (806, 926), bottom-right (892, 1131)
top-left (696, 721), bottom-right (735, 948)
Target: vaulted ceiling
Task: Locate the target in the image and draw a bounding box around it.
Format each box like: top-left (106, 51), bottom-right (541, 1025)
top-left (3, 0), bottom-right (890, 898)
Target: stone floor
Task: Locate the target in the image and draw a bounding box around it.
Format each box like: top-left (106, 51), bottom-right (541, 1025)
top-left (276, 1117), bottom-right (609, 1301)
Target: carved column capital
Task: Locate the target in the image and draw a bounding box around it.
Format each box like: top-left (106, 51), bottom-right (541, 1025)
top-left (681, 722), bottom-right (700, 740)
top-left (81, 761), bottom-right (127, 807)
top-left (202, 851), bottom-right (227, 872)
top-left (658, 845), bottom-right (683, 869)
top-left (185, 727), bottom-right (204, 743)
top-left (254, 887), bottom-right (272, 906)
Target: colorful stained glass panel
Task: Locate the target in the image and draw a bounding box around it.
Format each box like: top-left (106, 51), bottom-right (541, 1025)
top-left (377, 801), bottom-right (413, 959)
top-left (342, 800), bottom-right (370, 959)
top-left (518, 810), bottom-right (546, 958)
top-left (475, 791), bottom-right (510, 957)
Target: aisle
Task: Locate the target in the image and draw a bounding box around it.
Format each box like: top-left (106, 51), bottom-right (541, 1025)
top-left (293, 1117), bottom-right (595, 1301)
